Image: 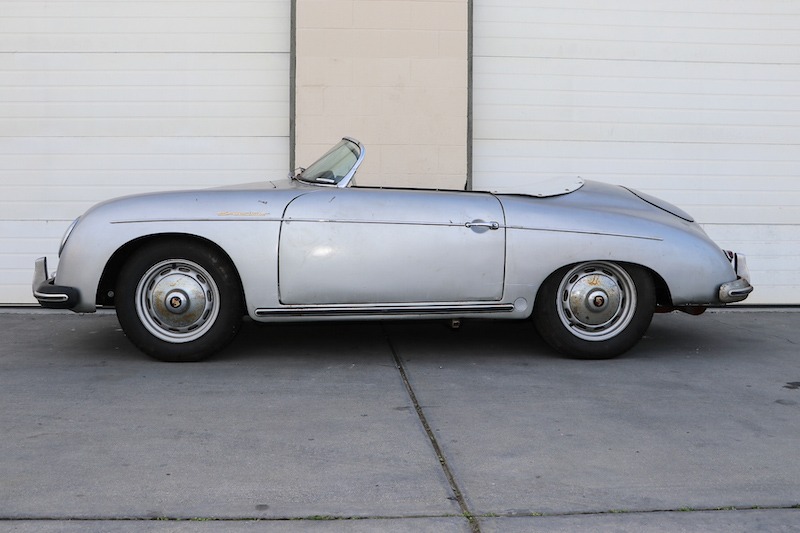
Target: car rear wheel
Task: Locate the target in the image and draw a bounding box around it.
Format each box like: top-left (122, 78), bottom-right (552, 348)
top-left (533, 261), bottom-right (655, 359)
top-left (115, 240), bottom-right (243, 362)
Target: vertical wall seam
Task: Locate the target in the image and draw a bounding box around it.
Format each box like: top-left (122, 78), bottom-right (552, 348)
top-left (466, 0), bottom-right (473, 191)
top-left (289, 0), bottom-right (297, 171)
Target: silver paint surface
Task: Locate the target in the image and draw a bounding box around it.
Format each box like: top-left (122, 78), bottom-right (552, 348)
top-left (41, 139), bottom-right (750, 319)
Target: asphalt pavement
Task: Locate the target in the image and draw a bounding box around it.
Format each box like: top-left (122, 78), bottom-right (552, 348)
top-left (1, 308), bottom-right (798, 532)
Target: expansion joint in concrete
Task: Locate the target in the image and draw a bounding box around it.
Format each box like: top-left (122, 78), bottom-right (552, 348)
top-left (383, 330), bottom-right (481, 533)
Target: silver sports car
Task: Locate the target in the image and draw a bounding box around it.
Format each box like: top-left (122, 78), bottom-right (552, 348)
top-left (33, 137), bottom-right (752, 362)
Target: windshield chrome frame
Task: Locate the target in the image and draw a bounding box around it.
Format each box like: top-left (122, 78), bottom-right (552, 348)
top-left (294, 137), bottom-right (366, 188)
top-left (335, 137), bottom-right (365, 188)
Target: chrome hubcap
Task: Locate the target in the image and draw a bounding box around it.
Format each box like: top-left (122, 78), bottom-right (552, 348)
top-left (135, 259), bottom-right (220, 343)
top-left (556, 262), bottom-right (637, 341)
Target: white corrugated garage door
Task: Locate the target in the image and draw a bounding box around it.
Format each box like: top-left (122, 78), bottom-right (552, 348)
top-left (0, 1), bottom-right (290, 304)
top-left (473, 1), bottom-right (800, 304)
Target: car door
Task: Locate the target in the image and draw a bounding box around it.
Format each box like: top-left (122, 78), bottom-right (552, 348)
top-left (278, 188), bottom-right (505, 305)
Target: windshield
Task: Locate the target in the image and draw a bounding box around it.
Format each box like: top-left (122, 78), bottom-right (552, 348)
top-left (297, 138), bottom-right (363, 187)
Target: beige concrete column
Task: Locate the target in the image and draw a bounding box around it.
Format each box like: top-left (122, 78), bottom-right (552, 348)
top-left (294, 0), bottom-right (468, 189)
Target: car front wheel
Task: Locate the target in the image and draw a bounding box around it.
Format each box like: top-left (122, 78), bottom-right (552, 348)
top-left (533, 261), bottom-right (655, 359)
top-left (115, 240), bottom-right (243, 362)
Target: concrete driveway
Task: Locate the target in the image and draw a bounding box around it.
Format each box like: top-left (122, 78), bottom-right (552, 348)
top-left (1, 309), bottom-right (798, 532)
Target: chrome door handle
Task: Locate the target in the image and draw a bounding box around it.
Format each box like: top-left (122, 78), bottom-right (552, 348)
top-left (465, 220), bottom-right (500, 230)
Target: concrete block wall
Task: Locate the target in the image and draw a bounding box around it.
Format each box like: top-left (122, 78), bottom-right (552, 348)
top-left (295, 0), bottom-right (468, 189)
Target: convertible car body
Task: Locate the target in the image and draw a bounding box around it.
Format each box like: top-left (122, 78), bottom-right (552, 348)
top-left (33, 138), bottom-right (752, 361)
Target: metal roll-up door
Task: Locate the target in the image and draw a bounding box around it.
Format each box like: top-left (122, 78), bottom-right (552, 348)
top-left (473, 1), bottom-right (800, 304)
top-left (0, 0), bottom-right (290, 304)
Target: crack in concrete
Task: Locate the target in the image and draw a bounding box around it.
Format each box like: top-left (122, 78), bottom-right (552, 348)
top-left (383, 327), bottom-right (482, 533)
top-left (2, 505), bottom-right (799, 523)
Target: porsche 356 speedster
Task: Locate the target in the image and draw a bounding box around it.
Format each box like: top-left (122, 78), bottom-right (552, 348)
top-left (33, 137), bottom-right (752, 362)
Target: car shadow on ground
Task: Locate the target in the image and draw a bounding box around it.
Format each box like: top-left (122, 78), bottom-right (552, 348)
top-left (26, 309), bottom-right (749, 365)
top-left (225, 317), bottom-right (556, 363)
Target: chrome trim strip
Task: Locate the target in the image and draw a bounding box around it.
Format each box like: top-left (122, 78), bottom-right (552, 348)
top-left (282, 217), bottom-right (498, 228)
top-left (111, 218), bottom-right (284, 224)
top-left (33, 290), bottom-right (70, 303)
top-left (111, 218), bottom-right (506, 230)
top-left (255, 303), bottom-right (515, 318)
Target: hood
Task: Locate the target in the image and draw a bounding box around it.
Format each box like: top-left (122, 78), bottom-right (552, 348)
top-left (211, 178), bottom-right (297, 190)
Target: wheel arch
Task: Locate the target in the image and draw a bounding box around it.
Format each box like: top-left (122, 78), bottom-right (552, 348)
top-left (95, 233), bottom-right (245, 311)
top-left (643, 265), bottom-right (673, 308)
top-left (533, 260), bottom-right (671, 309)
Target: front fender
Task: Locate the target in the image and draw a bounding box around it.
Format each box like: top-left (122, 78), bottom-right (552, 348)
top-left (52, 188), bottom-right (301, 314)
top-left (55, 219), bottom-right (282, 315)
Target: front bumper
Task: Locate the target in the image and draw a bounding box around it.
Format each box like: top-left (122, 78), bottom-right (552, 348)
top-left (32, 257), bottom-right (80, 309)
top-left (718, 251), bottom-right (753, 304)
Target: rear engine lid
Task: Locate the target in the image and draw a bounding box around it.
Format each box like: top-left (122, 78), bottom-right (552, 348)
top-left (476, 176), bottom-right (584, 197)
top-left (625, 187), bottom-right (695, 222)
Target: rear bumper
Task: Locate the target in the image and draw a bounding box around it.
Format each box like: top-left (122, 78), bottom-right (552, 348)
top-left (718, 252), bottom-right (753, 304)
top-left (32, 257), bottom-right (80, 309)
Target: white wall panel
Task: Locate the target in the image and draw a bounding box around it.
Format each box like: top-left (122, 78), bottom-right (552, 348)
top-left (0, 1), bottom-right (290, 304)
top-left (0, 1), bottom-right (288, 52)
top-left (474, 1), bottom-right (800, 304)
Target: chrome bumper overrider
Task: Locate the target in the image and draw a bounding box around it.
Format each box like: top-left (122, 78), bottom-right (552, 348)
top-left (32, 257), bottom-right (79, 309)
top-left (719, 252), bottom-right (753, 303)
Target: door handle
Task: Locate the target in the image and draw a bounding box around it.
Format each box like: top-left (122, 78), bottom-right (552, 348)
top-left (465, 220), bottom-right (500, 231)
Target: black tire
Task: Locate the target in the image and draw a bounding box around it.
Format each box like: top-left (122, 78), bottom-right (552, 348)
top-left (533, 261), bottom-right (655, 359)
top-left (115, 239), bottom-right (243, 362)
